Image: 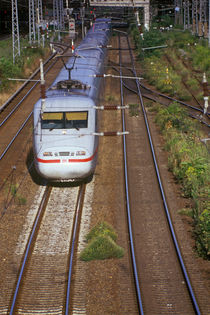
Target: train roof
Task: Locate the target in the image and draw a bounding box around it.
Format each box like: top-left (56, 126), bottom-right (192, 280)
top-left (46, 19), bottom-right (111, 98)
top-left (34, 94), bottom-right (95, 110)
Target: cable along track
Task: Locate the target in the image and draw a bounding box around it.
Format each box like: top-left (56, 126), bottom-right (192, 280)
top-left (9, 184), bottom-right (86, 315)
top-left (118, 32), bottom-right (201, 314)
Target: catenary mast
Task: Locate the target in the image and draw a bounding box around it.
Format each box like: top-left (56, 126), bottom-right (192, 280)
top-left (12, 0), bottom-right (20, 63)
top-left (29, 0), bottom-right (36, 44)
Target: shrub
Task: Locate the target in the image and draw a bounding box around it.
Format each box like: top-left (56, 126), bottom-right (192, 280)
top-left (192, 45), bottom-right (210, 73)
top-left (0, 37), bottom-right (49, 92)
top-left (80, 222), bottom-right (124, 261)
top-left (186, 78), bottom-right (199, 91)
top-left (129, 103), bottom-right (139, 116)
top-left (195, 209), bottom-right (210, 259)
top-left (155, 102), bottom-right (209, 259)
top-left (80, 235), bottom-right (124, 261)
top-left (85, 221), bottom-right (117, 242)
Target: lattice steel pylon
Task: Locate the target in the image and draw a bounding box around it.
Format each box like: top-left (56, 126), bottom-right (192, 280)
top-left (59, 0), bottom-right (65, 30)
top-left (53, 0), bottom-right (59, 30)
top-left (198, 0), bottom-right (205, 36)
top-left (192, 0), bottom-right (198, 34)
top-left (29, 0), bottom-right (36, 44)
top-left (174, 0), bottom-right (182, 25)
top-left (201, 0), bottom-right (208, 37)
top-left (36, 0), bottom-right (43, 23)
top-left (183, 0), bottom-right (190, 30)
top-left (12, 0), bottom-right (20, 63)
top-left (35, 0), bottom-right (43, 46)
top-left (53, 0), bottom-right (65, 31)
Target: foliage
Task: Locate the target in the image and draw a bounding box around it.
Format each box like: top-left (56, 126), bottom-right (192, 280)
top-left (195, 209), bottom-right (210, 259)
top-left (129, 103), bottom-right (139, 116)
top-left (85, 221), bottom-right (117, 242)
top-left (130, 24), bottom-right (167, 59)
top-left (143, 56), bottom-right (192, 100)
top-left (154, 15), bottom-right (174, 28)
top-left (0, 37), bottom-right (49, 92)
top-left (6, 184), bottom-right (27, 205)
top-left (80, 235), bottom-right (124, 261)
top-left (166, 30), bottom-right (196, 49)
top-left (154, 102), bottom-right (210, 259)
top-left (130, 25), bottom-right (209, 102)
top-left (191, 45), bottom-right (210, 73)
top-left (80, 222), bottom-right (124, 261)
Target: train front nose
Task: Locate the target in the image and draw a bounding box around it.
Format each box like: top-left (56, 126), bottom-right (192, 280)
top-left (35, 146), bottom-right (97, 180)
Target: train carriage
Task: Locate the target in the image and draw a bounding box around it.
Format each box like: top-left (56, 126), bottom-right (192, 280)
top-left (33, 18), bottom-right (111, 181)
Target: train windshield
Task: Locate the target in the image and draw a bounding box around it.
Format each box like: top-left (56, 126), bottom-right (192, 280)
top-left (41, 111), bottom-right (88, 130)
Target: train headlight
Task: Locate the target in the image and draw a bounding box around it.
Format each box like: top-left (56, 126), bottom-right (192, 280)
top-left (43, 152), bottom-right (53, 156)
top-left (76, 151), bottom-right (86, 156)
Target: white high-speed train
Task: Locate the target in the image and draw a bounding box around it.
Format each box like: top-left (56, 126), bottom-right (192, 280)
top-left (33, 18), bottom-right (111, 181)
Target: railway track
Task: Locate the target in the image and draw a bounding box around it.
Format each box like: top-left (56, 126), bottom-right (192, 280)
top-left (0, 51), bottom-right (63, 161)
top-left (140, 84), bottom-right (210, 127)
top-left (118, 31), bottom-right (201, 314)
top-left (6, 183), bottom-right (91, 314)
top-left (0, 44), bottom-right (70, 210)
top-left (0, 30), bottom-right (208, 314)
top-left (109, 60), bottom-right (209, 127)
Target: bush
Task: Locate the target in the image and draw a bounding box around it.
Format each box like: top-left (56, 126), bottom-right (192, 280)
top-left (0, 37), bottom-right (49, 92)
top-left (155, 102), bottom-right (210, 259)
top-left (192, 45), bottom-right (210, 73)
top-left (80, 222), bottom-right (124, 261)
top-left (195, 209), bottom-right (210, 259)
top-left (80, 235), bottom-right (124, 261)
top-left (85, 221), bottom-right (117, 242)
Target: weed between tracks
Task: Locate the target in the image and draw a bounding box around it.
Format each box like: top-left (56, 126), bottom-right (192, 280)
top-left (80, 222), bottom-right (124, 261)
top-left (129, 103), bottom-right (139, 117)
top-left (5, 183), bottom-right (27, 206)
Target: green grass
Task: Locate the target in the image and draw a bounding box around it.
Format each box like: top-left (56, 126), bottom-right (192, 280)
top-left (85, 221), bottom-right (117, 242)
top-left (0, 37), bottom-right (50, 91)
top-left (105, 95), bottom-right (117, 103)
top-left (80, 222), bottom-right (124, 261)
top-left (154, 102), bottom-right (210, 259)
top-left (0, 38), bottom-right (13, 59)
top-left (5, 184), bottom-right (27, 205)
top-left (129, 103), bottom-right (139, 116)
top-left (130, 24), bottom-right (209, 101)
top-left (192, 45), bottom-right (210, 73)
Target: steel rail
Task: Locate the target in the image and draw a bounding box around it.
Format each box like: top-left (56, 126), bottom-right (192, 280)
top-left (0, 58), bottom-right (57, 128)
top-left (112, 64), bottom-right (209, 117)
top-left (140, 82), bottom-right (210, 116)
top-left (111, 64), bottom-right (210, 128)
top-left (0, 52), bottom-right (56, 114)
top-left (141, 92), bottom-right (210, 128)
top-left (9, 186), bottom-right (51, 315)
top-left (0, 112), bottom-right (32, 161)
top-left (65, 184), bottom-right (85, 315)
top-left (118, 34), bottom-right (144, 315)
top-left (0, 47), bottom-right (69, 160)
top-left (126, 34), bottom-right (201, 315)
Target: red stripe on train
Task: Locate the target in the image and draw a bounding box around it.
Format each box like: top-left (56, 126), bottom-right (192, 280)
top-left (36, 148), bottom-right (98, 164)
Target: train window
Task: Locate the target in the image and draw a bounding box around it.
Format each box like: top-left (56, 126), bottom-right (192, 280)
top-left (41, 111), bottom-right (88, 129)
top-left (66, 111), bottom-right (88, 129)
top-left (41, 112), bottom-right (64, 129)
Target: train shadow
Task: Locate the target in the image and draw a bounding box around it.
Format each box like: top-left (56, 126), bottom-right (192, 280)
top-left (26, 148), bottom-right (93, 188)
